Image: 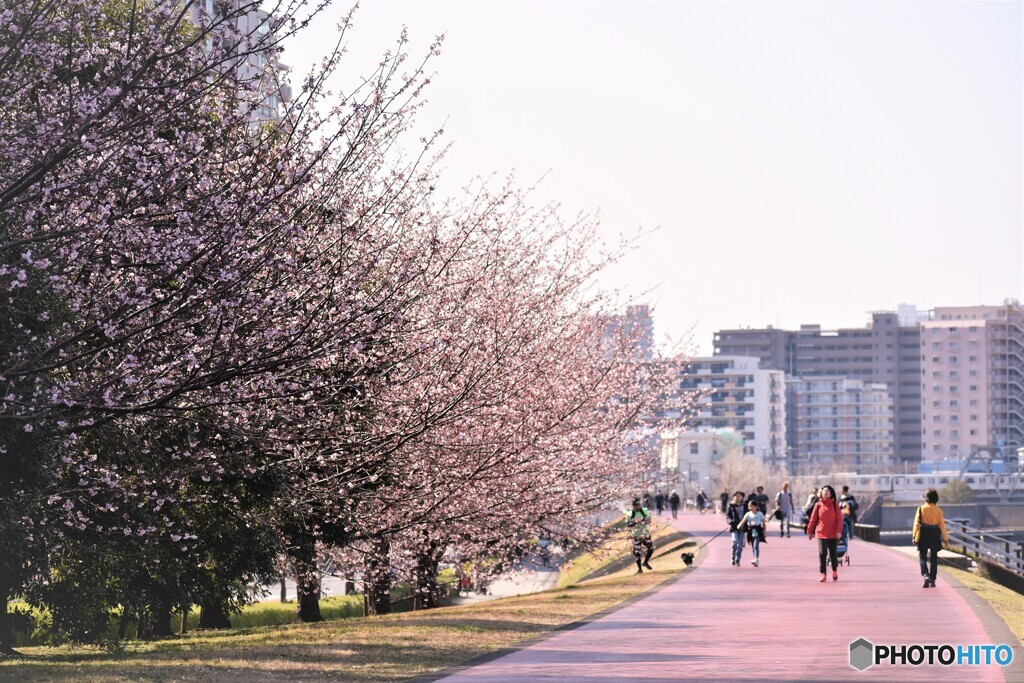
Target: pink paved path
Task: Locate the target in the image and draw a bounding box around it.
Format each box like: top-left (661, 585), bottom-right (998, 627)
top-left (437, 511), bottom-right (1023, 682)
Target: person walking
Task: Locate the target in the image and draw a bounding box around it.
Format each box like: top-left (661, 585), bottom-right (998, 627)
top-left (755, 486), bottom-right (770, 516)
top-left (806, 485), bottom-right (844, 582)
top-left (740, 500), bottom-right (768, 567)
top-left (774, 481), bottom-right (794, 538)
top-left (654, 491), bottom-right (665, 516)
top-left (744, 490), bottom-right (759, 515)
top-left (913, 488), bottom-right (949, 588)
top-left (626, 498), bottom-right (655, 573)
top-left (720, 491), bottom-right (729, 515)
top-left (839, 485), bottom-right (859, 526)
top-left (726, 491), bottom-right (747, 566)
top-left (695, 489), bottom-right (707, 515)
top-left (801, 489), bottom-right (819, 526)
top-left (668, 490), bottom-right (681, 519)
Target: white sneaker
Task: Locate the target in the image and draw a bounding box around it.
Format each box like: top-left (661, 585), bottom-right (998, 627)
top-left (751, 559), bottom-right (759, 567)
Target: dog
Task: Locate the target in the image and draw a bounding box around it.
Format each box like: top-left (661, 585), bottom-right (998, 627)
top-left (681, 552), bottom-right (694, 567)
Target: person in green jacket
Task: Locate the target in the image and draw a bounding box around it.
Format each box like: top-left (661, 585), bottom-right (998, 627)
top-left (626, 498), bottom-right (654, 573)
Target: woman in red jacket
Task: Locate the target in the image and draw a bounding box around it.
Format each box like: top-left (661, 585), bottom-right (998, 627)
top-left (807, 485), bottom-right (845, 582)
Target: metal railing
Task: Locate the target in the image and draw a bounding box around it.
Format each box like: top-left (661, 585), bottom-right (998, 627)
top-left (947, 519), bottom-right (1024, 578)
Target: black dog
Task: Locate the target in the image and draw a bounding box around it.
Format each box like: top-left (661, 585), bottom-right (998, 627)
top-left (681, 552), bottom-right (694, 567)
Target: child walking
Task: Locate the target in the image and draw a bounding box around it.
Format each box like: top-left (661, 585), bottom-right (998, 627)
top-left (740, 500), bottom-right (767, 567)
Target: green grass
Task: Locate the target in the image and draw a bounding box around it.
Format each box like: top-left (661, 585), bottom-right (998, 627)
top-left (557, 518), bottom-right (678, 587)
top-left (942, 565), bottom-right (1024, 642)
top-left (10, 577), bottom-right (449, 647)
top-left (0, 537), bottom-right (689, 681)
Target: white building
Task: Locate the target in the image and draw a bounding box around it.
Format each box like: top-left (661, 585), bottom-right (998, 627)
top-left (660, 428), bottom-right (745, 498)
top-left (786, 377), bottom-right (895, 472)
top-left (678, 356), bottom-right (786, 463)
top-left (187, 0), bottom-right (292, 122)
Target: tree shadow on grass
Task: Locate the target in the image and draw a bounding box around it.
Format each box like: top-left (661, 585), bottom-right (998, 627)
top-left (0, 616), bottom-right (558, 682)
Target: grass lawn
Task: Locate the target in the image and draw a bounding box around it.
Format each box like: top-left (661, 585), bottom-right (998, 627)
top-left (0, 520), bottom-right (688, 682)
top-left (941, 565), bottom-right (1024, 643)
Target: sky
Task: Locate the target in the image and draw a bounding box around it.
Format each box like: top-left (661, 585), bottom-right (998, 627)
top-left (282, 0), bottom-right (1024, 355)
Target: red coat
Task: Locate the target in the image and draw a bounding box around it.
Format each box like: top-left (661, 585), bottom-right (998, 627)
top-left (807, 499), bottom-right (845, 539)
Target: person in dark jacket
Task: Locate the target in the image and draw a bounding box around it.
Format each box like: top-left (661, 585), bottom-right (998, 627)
top-left (726, 491), bottom-right (747, 566)
top-left (755, 486), bottom-right (770, 516)
top-left (807, 485), bottom-right (845, 582)
top-left (744, 490), bottom-right (759, 515)
top-left (668, 490), bottom-right (681, 519)
top-left (839, 485), bottom-right (859, 525)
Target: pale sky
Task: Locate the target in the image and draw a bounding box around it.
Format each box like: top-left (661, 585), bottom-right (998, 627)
top-left (283, 1), bottom-right (1024, 355)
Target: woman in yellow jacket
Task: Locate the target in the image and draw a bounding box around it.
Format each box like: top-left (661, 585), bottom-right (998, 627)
top-left (913, 488), bottom-right (949, 588)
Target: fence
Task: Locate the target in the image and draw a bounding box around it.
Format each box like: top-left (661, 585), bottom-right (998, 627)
top-left (947, 518), bottom-right (1024, 579)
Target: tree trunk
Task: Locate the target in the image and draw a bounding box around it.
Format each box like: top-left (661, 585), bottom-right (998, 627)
top-left (117, 606), bottom-right (132, 640)
top-left (136, 605), bottom-right (151, 640)
top-left (197, 599), bottom-right (232, 629)
top-left (367, 537), bottom-right (392, 616)
top-left (414, 539), bottom-right (442, 610)
top-left (180, 610), bottom-right (188, 634)
top-left (0, 596), bottom-right (14, 654)
top-left (287, 533), bottom-right (322, 623)
top-left (148, 588), bottom-right (174, 638)
top-left (280, 574), bottom-right (287, 603)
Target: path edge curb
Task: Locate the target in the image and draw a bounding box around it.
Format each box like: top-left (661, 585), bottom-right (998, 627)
top-left (409, 530), bottom-right (699, 683)
top-left (877, 542), bottom-right (1024, 682)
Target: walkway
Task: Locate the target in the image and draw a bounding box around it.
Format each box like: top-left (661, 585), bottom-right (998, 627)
top-left (435, 511), bottom-right (1024, 682)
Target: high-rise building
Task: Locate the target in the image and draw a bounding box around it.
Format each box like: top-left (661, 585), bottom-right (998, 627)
top-left (678, 356), bottom-right (786, 463)
top-left (603, 304), bottom-right (654, 363)
top-left (919, 302), bottom-right (1024, 462)
top-left (786, 377), bottom-right (895, 472)
top-left (187, 0), bottom-right (292, 123)
top-left (714, 311), bottom-right (921, 465)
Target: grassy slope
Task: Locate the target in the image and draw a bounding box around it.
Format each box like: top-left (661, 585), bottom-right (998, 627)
top-left (0, 521), bottom-right (686, 682)
top-left (941, 566), bottom-right (1024, 643)
top-left (4, 527), bottom-right (1017, 682)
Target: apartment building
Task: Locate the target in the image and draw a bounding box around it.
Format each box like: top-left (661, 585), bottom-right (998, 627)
top-left (920, 302), bottom-right (1024, 462)
top-left (714, 311), bottom-right (921, 465)
top-left (786, 377), bottom-right (895, 472)
top-left (678, 356), bottom-right (786, 463)
top-left (602, 304), bottom-right (655, 363)
top-left (187, 0), bottom-right (292, 122)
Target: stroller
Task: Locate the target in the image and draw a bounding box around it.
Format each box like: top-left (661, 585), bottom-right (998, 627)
top-left (837, 511), bottom-right (853, 566)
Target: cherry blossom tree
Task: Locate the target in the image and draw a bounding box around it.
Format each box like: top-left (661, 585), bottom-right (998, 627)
top-left (0, 0), bottom-right (442, 646)
top-left (319, 181), bottom-right (685, 613)
top-left (0, 0), bottom-right (685, 648)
